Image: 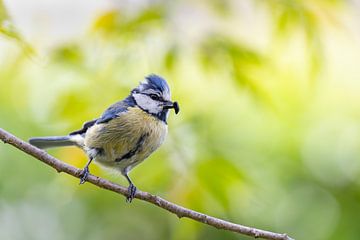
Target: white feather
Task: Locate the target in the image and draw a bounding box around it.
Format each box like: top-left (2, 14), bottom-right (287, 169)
top-left (132, 93), bottom-right (162, 114)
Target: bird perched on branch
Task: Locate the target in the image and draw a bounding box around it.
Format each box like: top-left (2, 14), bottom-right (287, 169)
top-left (29, 74), bottom-right (180, 202)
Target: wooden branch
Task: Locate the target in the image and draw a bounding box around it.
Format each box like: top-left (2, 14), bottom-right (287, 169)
top-left (0, 127), bottom-right (294, 240)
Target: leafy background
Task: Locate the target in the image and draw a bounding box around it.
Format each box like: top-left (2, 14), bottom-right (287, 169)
top-left (1, 0), bottom-right (360, 239)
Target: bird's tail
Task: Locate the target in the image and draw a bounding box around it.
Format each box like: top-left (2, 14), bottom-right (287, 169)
top-left (29, 135), bottom-right (81, 149)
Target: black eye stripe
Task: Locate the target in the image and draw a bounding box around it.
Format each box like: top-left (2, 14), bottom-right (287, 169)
top-left (148, 93), bottom-right (162, 100)
top-left (137, 92), bottom-right (163, 101)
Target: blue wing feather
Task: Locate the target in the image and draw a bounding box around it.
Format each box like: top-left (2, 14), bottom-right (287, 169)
top-left (69, 95), bottom-right (136, 135)
top-left (69, 119), bottom-right (97, 135)
top-left (96, 95), bottom-right (136, 124)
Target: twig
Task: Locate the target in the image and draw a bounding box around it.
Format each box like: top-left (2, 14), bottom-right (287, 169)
top-left (0, 127), bottom-right (294, 240)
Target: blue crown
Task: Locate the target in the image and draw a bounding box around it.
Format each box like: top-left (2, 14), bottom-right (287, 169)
top-left (145, 74), bottom-right (170, 94)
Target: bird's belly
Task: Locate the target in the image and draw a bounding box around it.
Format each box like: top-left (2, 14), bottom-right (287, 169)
top-left (95, 132), bottom-right (165, 171)
top-left (84, 107), bottom-right (168, 173)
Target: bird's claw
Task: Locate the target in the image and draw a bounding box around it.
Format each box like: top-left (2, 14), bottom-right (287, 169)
top-left (79, 167), bottom-right (89, 184)
top-left (126, 183), bottom-right (137, 203)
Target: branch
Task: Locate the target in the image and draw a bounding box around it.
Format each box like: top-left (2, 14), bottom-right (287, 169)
top-left (0, 127), bottom-right (294, 240)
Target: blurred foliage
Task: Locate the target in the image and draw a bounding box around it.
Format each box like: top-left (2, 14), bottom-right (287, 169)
top-left (0, 1), bottom-right (18, 39)
top-left (0, 0), bottom-right (17, 40)
top-left (93, 6), bottom-right (165, 36)
top-left (0, 0), bottom-right (33, 56)
top-left (199, 36), bottom-right (267, 101)
top-left (1, 1), bottom-right (360, 240)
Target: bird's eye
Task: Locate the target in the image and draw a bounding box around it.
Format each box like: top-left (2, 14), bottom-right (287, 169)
top-left (149, 94), bottom-right (160, 100)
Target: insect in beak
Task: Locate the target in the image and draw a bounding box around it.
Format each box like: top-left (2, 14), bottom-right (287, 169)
top-left (173, 101), bottom-right (180, 114)
top-left (163, 101), bottom-right (180, 114)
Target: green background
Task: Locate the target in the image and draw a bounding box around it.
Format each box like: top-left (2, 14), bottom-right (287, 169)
top-left (1, 1), bottom-right (360, 239)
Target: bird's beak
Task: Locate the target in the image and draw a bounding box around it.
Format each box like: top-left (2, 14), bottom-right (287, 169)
top-left (163, 101), bottom-right (180, 114)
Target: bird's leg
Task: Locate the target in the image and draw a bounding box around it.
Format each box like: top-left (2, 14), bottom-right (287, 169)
top-left (79, 157), bottom-right (93, 184)
top-left (125, 174), bottom-right (137, 203)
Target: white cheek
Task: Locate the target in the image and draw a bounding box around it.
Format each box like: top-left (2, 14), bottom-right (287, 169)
top-left (133, 94), bottom-right (161, 114)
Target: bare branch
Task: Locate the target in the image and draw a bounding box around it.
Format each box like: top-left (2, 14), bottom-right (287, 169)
top-left (0, 127), bottom-right (294, 240)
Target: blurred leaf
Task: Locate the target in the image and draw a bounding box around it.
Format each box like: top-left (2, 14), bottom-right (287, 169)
top-left (196, 158), bottom-right (245, 210)
top-left (164, 45), bottom-right (179, 71)
top-left (199, 36), bottom-right (263, 89)
top-left (92, 6), bottom-right (165, 36)
top-left (92, 10), bottom-right (118, 33)
top-left (200, 36), bottom-right (262, 68)
top-left (55, 92), bottom-right (89, 119)
top-left (0, 0), bottom-right (7, 21)
top-left (199, 36), bottom-right (273, 103)
top-left (207, 0), bottom-right (232, 16)
top-left (0, 1), bottom-right (34, 56)
top-left (0, 0), bottom-right (18, 39)
top-left (266, 0), bottom-right (335, 82)
top-left (51, 44), bottom-right (84, 65)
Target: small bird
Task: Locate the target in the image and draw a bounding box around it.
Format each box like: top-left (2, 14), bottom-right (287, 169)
top-left (29, 74), bottom-right (179, 202)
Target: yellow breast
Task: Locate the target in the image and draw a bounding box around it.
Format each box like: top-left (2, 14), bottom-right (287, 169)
top-left (84, 107), bottom-right (168, 171)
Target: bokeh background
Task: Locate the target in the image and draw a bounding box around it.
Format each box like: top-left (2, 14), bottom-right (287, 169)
top-left (1, 0), bottom-right (360, 239)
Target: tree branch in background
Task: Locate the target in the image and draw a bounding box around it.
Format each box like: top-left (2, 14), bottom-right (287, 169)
top-left (0, 127), bottom-right (294, 240)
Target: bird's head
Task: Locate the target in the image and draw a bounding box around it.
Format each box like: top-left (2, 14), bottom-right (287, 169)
top-left (131, 74), bottom-right (179, 122)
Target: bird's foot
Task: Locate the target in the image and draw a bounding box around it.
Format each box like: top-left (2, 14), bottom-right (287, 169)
top-left (79, 167), bottom-right (89, 184)
top-left (126, 183), bottom-right (137, 203)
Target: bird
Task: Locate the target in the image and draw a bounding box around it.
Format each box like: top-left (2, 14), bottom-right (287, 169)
top-left (29, 74), bottom-right (179, 202)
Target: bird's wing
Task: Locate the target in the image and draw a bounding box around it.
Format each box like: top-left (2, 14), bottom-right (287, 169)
top-left (69, 96), bottom-right (136, 136)
top-left (69, 119), bottom-right (97, 135)
top-left (96, 96), bottom-right (136, 124)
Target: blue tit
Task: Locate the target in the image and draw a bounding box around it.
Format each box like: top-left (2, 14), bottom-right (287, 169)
top-left (29, 74), bottom-right (180, 202)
